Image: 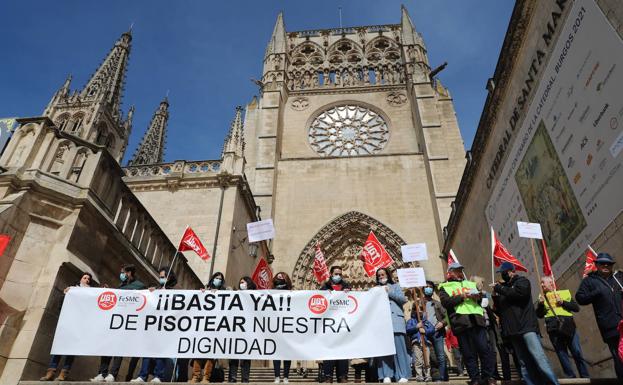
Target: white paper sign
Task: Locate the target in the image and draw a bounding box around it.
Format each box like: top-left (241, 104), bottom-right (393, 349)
top-left (247, 219), bottom-right (275, 242)
top-left (401, 243), bottom-right (428, 262)
top-left (397, 267), bottom-right (426, 288)
top-left (517, 221), bottom-right (543, 239)
top-left (51, 288), bottom-right (396, 360)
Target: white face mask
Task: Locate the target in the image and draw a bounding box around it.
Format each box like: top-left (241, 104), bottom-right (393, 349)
top-left (80, 282), bottom-right (89, 287)
top-left (379, 278), bottom-right (388, 285)
top-left (240, 282), bottom-right (248, 290)
top-left (481, 297), bottom-right (489, 308)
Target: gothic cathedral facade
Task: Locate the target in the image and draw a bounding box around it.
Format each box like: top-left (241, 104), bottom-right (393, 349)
top-left (244, 8), bottom-right (466, 287)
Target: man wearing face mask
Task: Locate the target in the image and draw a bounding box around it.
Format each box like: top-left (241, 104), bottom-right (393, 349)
top-left (320, 266), bottom-right (351, 383)
top-left (438, 263), bottom-right (495, 385)
top-left (91, 265), bottom-right (146, 382)
top-left (420, 281), bottom-right (448, 382)
top-left (576, 252), bottom-right (623, 378)
top-left (493, 262), bottom-right (559, 385)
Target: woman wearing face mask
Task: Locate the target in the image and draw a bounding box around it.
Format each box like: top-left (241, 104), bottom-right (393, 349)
top-left (420, 281), bottom-right (449, 381)
top-left (40, 272), bottom-right (93, 381)
top-left (374, 268), bottom-right (411, 383)
top-left (190, 272), bottom-right (226, 383)
top-left (271, 272), bottom-right (293, 383)
top-left (131, 268), bottom-right (177, 383)
top-left (320, 265), bottom-right (351, 383)
top-left (228, 277), bottom-right (257, 383)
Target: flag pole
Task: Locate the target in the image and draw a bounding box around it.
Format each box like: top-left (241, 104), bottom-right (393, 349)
top-left (490, 227), bottom-right (496, 285)
top-left (167, 225), bottom-right (188, 283)
top-left (412, 287), bottom-right (429, 370)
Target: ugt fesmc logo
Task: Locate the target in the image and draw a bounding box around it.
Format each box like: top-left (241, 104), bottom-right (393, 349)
top-left (308, 294), bottom-right (328, 314)
top-left (97, 291), bottom-right (147, 312)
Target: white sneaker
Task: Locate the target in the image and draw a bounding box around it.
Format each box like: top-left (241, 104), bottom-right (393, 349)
top-left (398, 378), bottom-right (408, 383)
top-left (151, 378), bottom-right (161, 383)
top-left (383, 377), bottom-right (392, 383)
top-left (130, 377), bottom-right (145, 382)
top-left (283, 378), bottom-right (289, 384)
top-left (274, 377), bottom-right (280, 383)
top-left (104, 374), bottom-right (115, 382)
top-left (90, 374), bottom-right (105, 382)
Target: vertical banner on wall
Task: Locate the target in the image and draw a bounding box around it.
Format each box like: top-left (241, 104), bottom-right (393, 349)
top-left (486, 0), bottom-right (623, 280)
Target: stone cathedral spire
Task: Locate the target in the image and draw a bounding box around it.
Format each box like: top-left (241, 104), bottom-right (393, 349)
top-left (80, 30), bottom-right (132, 121)
top-left (265, 12), bottom-right (287, 58)
top-left (128, 98), bottom-right (169, 166)
top-left (221, 106), bottom-right (245, 174)
top-left (43, 30), bottom-right (134, 163)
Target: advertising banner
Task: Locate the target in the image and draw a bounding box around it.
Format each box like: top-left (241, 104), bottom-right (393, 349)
top-left (487, 0), bottom-right (623, 278)
top-left (51, 287), bottom-right (395, 360)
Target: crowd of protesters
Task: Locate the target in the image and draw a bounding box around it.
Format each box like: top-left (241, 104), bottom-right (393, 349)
top-left (39, 252), bottom-right (623, 384)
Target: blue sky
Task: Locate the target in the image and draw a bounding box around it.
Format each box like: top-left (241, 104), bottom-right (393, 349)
top-left (0, 0), bottom-right (514, 163)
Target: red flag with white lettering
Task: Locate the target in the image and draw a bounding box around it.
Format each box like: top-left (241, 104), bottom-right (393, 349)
top-left (313, 244), bottom-right (330, 283)
top-left (447, 249), bottom-right (460, 265)
top-left (178, 227), bottom-right (210, 261)
top-left (360, 231), bottom-right (394, 277)
top-left (583, 245), bottom-right (598, 277)
top-left (251, 257), bottom-right (273, 289)
top-left (0, 234), bottom-right (10, 257)
top-left (491, 227), bottom-right (528, 272)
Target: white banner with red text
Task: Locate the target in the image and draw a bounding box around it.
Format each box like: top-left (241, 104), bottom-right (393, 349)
top-left (51, 287), bottom-right (396, 360)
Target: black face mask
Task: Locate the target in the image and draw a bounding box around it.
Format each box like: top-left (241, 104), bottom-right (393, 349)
top-left (275, 278), bottom-right (286, 287)
top-left (501, 271), bottom-right (511, 282)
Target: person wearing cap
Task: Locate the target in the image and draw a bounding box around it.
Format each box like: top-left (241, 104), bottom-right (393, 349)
top-left (576, 252), bottom-right (623, 378)
top-left (492, 262), bottom-right (559, 385)
top-left (536, 276), bottom-right (589, 379)
top-left (438, 263), bottom-right (496, 385)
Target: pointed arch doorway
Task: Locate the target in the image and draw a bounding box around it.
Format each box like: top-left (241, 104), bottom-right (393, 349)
top-left (291, 211), bottom-right (410, 290)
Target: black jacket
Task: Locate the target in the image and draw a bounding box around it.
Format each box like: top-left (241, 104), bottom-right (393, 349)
top-left (576, 271), bottom-right (623, 341)
top-left (439, 280), bottom-right (486, 335)
top-left (493, 275), bottom-right (539, 337)
top-left (535, 293), bottom-right (579, 335)
top-left (320, 280), bottom-right (351, 291)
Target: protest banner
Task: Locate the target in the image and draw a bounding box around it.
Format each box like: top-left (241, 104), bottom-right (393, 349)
top-left (396, 267), bottom-right (426, 288)
top-left (247, 219), bottom-right (276, 243)
top-left (51, 287), bottom-right (395, 360)
top-left (400, 243), bottom-right (427, 262)
top-left (517, 222), bottom-right (543, 240)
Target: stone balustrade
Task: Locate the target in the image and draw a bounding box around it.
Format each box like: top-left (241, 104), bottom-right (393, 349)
top-left (124, 159), bottom-right (222, 178)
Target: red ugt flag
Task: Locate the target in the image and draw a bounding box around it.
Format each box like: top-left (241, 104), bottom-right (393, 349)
top-left (491, 227), bottom-right (528, 272)
top-left (252, 258), bottom-right (273, 289)
top-left (0, 234), bottom-right (10, 257)
top-left (541, 239), bottom-right (553, 277)
top-left (360, 231), bottom-right (394, 277)
top-left (448, 249), bottom-right (460, 265)
top-left (178, 227), bottom-right (210, 261)
top-left (583, 245), bottom-right (598, 277)
top-left (313, 244), bottom-right (330, 283)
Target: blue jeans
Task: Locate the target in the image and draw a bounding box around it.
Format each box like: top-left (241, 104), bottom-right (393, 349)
top-left (138, 357), bottom-right (167, 380)
top-left (550, 331), bottom-right (589, 378)
top-left (431, 333), bottom-right (448, 381)
top-left (511, 332), bottom-right (559, 385)
top-left (49, 355), bottom-right (74, 370)
top-left (456, 326), bottom-right (495, 383)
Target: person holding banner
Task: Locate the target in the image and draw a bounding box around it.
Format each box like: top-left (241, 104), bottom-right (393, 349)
top-left (438, 263), bottom-right (495, 385)
top-left (535, 277), bottom-right (589, 379)
top-left (421, 281), bottom-right (448, 382)
top-left (492, 262), bottom-right (559, 385)
top-left (228, 277), bottom-right (257, 383)
top-left (91, 265), bottom-right (147, 383)
top-left (374, 268), bottom-right (411, 384)
top-left (131, 267), bottom-right (178, 383)
top-left (406, 303), bottom-right (434, 382)
top-left (272, 272), bottom-right (293, 383)
top-left (320, 266), bottom-right (351, 383)
top-left (40, 272), bottom-right (93, 381)
top-left (190, 272), bottom-right (227, 383)
top-left (576, 253), bottom-right (623, 378)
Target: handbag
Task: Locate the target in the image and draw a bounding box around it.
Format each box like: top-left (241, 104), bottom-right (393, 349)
top-left (543, 294), bottom-right (576, 338)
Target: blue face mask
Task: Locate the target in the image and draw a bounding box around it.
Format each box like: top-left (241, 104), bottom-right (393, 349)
top-left (424, 287), bottom-right (434, 296)
top-left (119, 272), bottom-right (127, 282)
top-left (212, 278), bottom-right (222, 288)
top-left (331, 275), bottom-right (342, 284)
top-left (159, 277), bottom-right (167, 286)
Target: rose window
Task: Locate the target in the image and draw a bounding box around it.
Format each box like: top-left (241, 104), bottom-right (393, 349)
top-left (308, 105), bottom-right (389, 157)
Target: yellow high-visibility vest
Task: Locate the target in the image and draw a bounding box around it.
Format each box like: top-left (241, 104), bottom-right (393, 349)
top-left (438, 280), bottom-right (484, 316)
